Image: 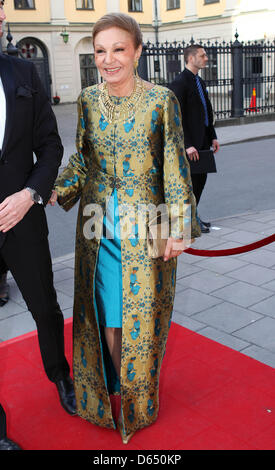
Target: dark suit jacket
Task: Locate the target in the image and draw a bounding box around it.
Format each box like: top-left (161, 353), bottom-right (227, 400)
top-left (0, 54), bottom-right (63, 248)
top-left (0, 403), bottom-right (6, 438)
top-left (169, 68), bottom-right (217, 150)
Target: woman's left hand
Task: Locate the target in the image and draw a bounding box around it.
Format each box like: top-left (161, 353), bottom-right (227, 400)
top-left (48, 190), bottom-right (58, 206)
top-left (163, 238), bottom-right (187, 262)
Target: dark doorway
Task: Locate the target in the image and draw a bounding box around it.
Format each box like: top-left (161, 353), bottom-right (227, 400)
top-left (79, 54), bottom-right (98, 89)
top-left (17, 37), bottom-right (51, 99)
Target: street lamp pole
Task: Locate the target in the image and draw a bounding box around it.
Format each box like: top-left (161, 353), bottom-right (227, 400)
top-left (6, 23), bottom-right (18, 56)
top-left (153, 0), bottom-right (160, 44)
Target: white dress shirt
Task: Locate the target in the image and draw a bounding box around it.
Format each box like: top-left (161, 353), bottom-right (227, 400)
top-left (0, 75), bottom-right (6, 150)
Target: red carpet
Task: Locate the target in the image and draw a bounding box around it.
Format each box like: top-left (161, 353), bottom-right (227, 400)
top-left (1, 319), bottom-right (275, 450)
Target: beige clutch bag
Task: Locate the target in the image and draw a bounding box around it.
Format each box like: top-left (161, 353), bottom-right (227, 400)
top-left (147, 217), bottom-right (169, 259)
top-left (147, 216), bottom-right (194, 259)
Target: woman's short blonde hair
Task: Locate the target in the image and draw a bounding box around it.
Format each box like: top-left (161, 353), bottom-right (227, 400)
top-left (92, 13), bottom-right (143, 50)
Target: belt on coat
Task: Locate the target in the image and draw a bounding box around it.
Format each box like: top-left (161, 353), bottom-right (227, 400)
top-left (88, 165), bottom-right (163, 191)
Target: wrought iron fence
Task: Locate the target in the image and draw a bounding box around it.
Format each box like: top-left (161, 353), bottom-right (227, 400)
top-left (242, 41), bottom-right (275, 115)
top-left (138, 35), bottom-right (275, 121)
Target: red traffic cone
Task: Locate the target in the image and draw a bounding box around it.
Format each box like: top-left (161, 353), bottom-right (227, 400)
top-left (249, 87), bottom-right (257, 112)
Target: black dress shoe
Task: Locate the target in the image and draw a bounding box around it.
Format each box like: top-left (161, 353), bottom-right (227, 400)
top-left (200, 219), bottom-right (211, 228)
top-left (0, 298), bottom-right (9, 307)
top-left (0, 437), bottom-right (21, 450)
top-left (0, 272), bottom-right (9, 307)
top-left (55, 376), bottom-right (77, 416)
top-left (199, 220), bottom-right (210, 233)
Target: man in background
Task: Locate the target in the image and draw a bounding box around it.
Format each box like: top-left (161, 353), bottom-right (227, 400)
top-left (169, 44), bottom-right (220, 233)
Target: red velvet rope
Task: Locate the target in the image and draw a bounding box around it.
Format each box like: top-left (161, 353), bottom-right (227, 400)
top-left (185, 233), bottom-right (275, 257)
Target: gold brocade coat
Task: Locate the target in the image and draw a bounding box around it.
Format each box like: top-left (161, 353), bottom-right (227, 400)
top-left (55, 84), bottom-right (201, 438)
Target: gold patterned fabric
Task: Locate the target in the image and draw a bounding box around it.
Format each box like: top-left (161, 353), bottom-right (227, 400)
top-left (55, 84), bottom-right (201, 438)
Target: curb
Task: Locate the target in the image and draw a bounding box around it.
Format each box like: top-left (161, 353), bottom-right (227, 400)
top-left (220, 134), bottom-right (275, 147)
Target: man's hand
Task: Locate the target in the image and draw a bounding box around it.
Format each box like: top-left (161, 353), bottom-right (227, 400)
top-left (0, 189), bottom-right (34, 233)
top-left (186, 146), bottom-right (199, 161)
top-left (212, 139), bottom-right (220, 153)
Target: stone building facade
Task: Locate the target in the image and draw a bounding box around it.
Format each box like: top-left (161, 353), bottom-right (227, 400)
top-left (1, 1), bottom-right (274, 103)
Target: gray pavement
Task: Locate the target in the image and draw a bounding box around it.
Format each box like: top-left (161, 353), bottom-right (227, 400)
top-left (174, 208), bottom-right (275, 368)
top-left (216, 119), bottom-right (275, 146)
top-left (0, 109), bottom-right (275, 371)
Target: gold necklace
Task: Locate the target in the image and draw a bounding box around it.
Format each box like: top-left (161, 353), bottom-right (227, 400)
top-left (98, 76), bottom-right (145, 124)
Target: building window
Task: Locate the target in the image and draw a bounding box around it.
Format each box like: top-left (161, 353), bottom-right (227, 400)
top-left (167, 0), bottom-right (180, 10)
top-left (14, 0), bottom-right (35, 9)
top-left (76, 0), bottom-right (94, 9)
top-left (204, 0), bottom-right (220, 4)
top-left (128, 0), bottom-right (143, 12)
top-left (80, 54), bottom-right (98, 89)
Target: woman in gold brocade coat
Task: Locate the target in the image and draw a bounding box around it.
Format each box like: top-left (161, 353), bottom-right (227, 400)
top-left (51, 13), bottom-right (200, 444)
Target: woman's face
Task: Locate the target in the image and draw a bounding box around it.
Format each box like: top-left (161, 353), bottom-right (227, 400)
top-left (94, 27), bottom-right (142, 88)
top-left (0, 1), bottom-right (6, 39)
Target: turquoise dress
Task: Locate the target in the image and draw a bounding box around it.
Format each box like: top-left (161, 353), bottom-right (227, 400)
top-left (95, 188), bottom-right (122, 328)
top-left (94, 95), bottom-right (135, 329)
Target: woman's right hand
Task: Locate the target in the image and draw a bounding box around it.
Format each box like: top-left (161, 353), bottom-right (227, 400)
top-left (48, 190), bottom-right (58, 206)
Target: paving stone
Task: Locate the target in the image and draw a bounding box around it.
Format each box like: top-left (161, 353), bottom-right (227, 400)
top-left (233, 317), bottom-right (275, 353)
top-left (52, 263), bottom-right (69, 272)
top-left (202, 226), bottom-right (236, 238)
top-left (53, 268), bottom-right (74, 283)
top-left (55, 278), bottom-right (74, 297)
top-left (249, 295), bottom-right (275, 318)
top-left (176, 263), bottom-right (202, 280)
top-left (0, 299), bottom-right (27, 320)
top-left (192, 234), bottom-right (226, 249)
top-left (227, 264), bottom-right (275, 286)
top-left (265, 241), bottom-right (275, 253)
top-left (244, 210), bottom-right (275, 224)
top-left (194, 256), bottom-right (248, 275)
top-left (6, 281), bottom-right (25, 306)
top-left (60, 258), bottom-right (75, 269)
top-left (177, 270), bottom-right (235, 293)
top-left (171, 311), bottom-right (205, 332)
top-left (178, 251), bottom-right (203, 265)
top-left (238, 249), bottom-right (275, 268)
top-left (0, 312), bottom-right (36, 342)
top-left (222, 230), bottom-right (262, 244)
top-left (173, 288), bottom-right (222, 316)
top-left (264, 279), bottom-right (275, 292)
top-left (258, 226), bottom-right (275, 236)
top-left (56, 290), bottom-right (74, 309)
top-left (240, 345), bottom-right (275, 369)
top-left (53, 252), bottom-right (75, 264)
top-left (230, 220), bottom-right (269, 233)
top-left (192, 302), bottom-right (263, 333)
top-left (195, 326), bottom-right (251, 351)
top-left (212, 281), bottom-right (273, 308)
top-left (212, 217), bottom-right (247, 228)
top-left (62, 307), bottom-right (73, 320)
top-left (175, 282), bottom-right (186, 295)
top-left (239, 212), bottom-right (273, 223)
